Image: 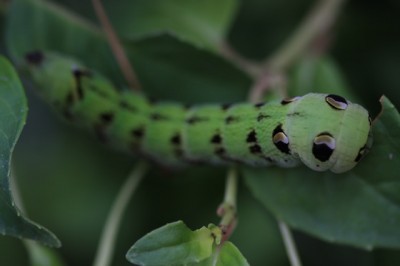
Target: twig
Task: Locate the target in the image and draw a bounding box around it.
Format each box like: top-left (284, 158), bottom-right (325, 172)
top-left (217, 41), bottom-right (262, 78)
top-left (93, 161), bottom-right (148, 266)
top-left (278, 221), bottom-right (302, 266)
top-left (248, 0), bottom-right (347, 102)
top-left (265, 0), bottom-right (346, 71)
top-left (91, 0), bottom-right (142, 91)
top-left (217, 167), bottom-right (238, 243)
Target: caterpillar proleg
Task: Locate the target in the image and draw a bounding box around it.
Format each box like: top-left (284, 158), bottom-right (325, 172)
top-left (24, 51), bottom-right (372, 173)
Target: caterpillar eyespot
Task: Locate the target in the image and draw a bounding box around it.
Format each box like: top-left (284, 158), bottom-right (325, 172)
top-left (272, 125), bottom-right (291, 155)
top-left (281, 96), bottom-right (301, 105)
top-left (312, 133), bottom-right (336, 162)
top-left (325, 94), bottom-right (348, 110)
top-left (24, 51), bottom-right (373, 174)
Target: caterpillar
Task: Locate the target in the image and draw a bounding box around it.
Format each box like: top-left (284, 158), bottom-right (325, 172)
top-left (23, 51), bottom-right (372, 173)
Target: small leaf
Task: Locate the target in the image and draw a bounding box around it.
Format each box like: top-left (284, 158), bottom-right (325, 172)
top-left (126, 221), bottom-right (216, 265)
top-left (243, 96), bottom-right (400, 249)
top-left (0, 55), bottom-right (60, 247)
top-left (215, 242), bottom-right (249, 266)
top-left (187, 242), bottom-right (249, 266)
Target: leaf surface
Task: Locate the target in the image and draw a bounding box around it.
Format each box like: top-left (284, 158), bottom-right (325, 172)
top-left (126, 221), bottom-right (216, 265)
top-left (0, 55), bottom-right (60, 247)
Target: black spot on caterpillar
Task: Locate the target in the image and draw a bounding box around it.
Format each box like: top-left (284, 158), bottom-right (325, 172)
top-left (100, 112), bottom-right (114, 123)
top-left (221, 103), bottom-right (232, 111)
top-left (171, 134), bottom-right (182, 145)
top-left (131, 127), bottom-right (145, 139)
top-left (215, 147), bottom-right (226, 158)
top-left (150, 113), bottom-right (168, 121)
top-left (186, 116), bottom-right (208, 124)
top-left (25, 51), bottom-right (44, 65)
top-left (257, 113), bottom-right (270, 121)
top-left (246, 130), bottom-right (257, 143)
top-left (249, 144), bottom-right (262, 154)
top-left (211, 134), bottom-right (222, 144)
top-left (225, 115), bottom-right (239, 124)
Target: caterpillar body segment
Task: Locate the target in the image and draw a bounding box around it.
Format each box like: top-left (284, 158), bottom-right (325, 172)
top-left (24, 52), bottom-right (372, 173)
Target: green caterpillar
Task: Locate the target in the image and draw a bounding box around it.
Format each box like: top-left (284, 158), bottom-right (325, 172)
top-left (23, 51), bottom-right (372, 173)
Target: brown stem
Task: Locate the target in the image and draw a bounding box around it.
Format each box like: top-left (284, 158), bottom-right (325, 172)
top-left (217, 41), bottom-right (262, 78)
top-left (217, 167), bottom-right (238, 243)
top-left (91, 0), bottom-right (142, 91)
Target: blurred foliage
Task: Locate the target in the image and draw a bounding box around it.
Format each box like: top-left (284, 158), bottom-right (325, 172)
top-left (0, 0), bottom-right (399, 265)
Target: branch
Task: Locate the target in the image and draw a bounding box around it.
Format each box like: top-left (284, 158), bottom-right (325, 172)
top-left (91, 0), bottom-right (142, 91)
top-left (217, 167), bottom-right (238, 243)
top-left (248, 0), bottom-right (347, 101)
top-left (217, 41), bottom-right (262, 78)
top-left (93, 161), bottom-right (148, 266)
top-left (278, 221), bottom-right (303, 266)
top-left (265, 0), bottom-right (346, 72)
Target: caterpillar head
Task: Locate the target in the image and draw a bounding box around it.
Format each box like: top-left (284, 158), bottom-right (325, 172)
top-left (285, 94), bottom-right (372, 174)
top-left (24, 51), bottom-right (117, 120)
top-left (25, 51), bottom-right (87, 104)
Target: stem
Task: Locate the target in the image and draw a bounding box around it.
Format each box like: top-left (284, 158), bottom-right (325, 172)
top-left (248, 0), bottom-right (346, 103)
top-left (91, 0), bottom-right (142, 90)
top-left (278, 221), bottom-right (302, 266)
top-left (217, 41), bottom-right (262, 78)
top-left (223, 167), bottom-right (237, 207)
top-left (93, 161), bottom-right (148, 266)
top-left (265, 0), bottom-right (346, 72)
top-left (217, 167), bottom-right (238, 242)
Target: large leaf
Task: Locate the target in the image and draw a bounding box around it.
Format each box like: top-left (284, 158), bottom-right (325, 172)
top-left (104, 0), bottom-right (239, 50)
top-left (0, 55), bottom-right (60, 247)
top-left (244, 94), bottom-right (400, 249)
top-left (6, 0), bottom-right (125, 84)
top-left (127, 35), bottom-right (250, 104)
top-left (6, 0), bottom-right (250, 103)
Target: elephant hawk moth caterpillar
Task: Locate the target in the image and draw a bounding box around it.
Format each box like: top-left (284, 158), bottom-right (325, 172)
top-left (24, 51), bottom-right (373, 173)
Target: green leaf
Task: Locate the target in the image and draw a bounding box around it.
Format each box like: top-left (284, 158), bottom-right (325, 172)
top-left (127, 34), bottom-right (250, 104)
top-left (187, 241), bottom-right (249, 266)
top-left (105, 0), bottom-right (239, 50)
top-left (214, 242), bottom-right (249, 266)
top-left (6, 0), bottom-right (125, 84)
top-left (0, 55), bottom-right (60, 247)
top-left (243, 96), bottom-right (400, 249)
top-left (6, 0), bottom-right (250, 102)
top-left (126, 221), bottom-right (217, 265)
